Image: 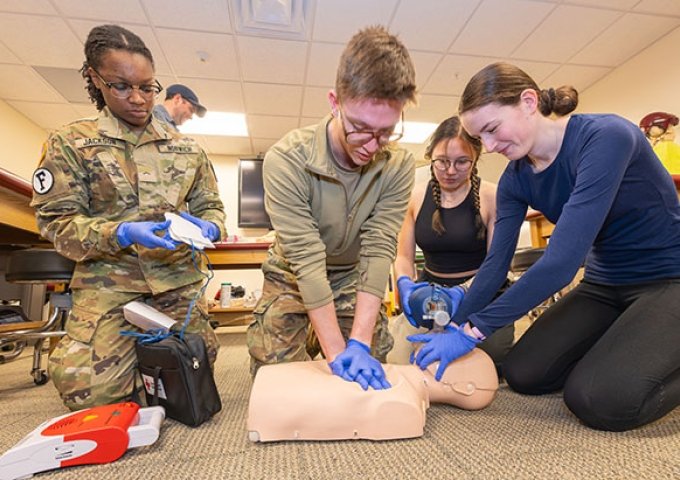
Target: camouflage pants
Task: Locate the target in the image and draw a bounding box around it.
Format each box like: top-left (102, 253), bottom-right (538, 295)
top-left (48, 282), bottom-right (218, 411)
top-left (247, 253), bottom-right (393, 376)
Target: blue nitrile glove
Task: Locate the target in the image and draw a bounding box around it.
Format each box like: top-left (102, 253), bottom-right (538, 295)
top-left (407, 324), bottom-right (481, 381)
top-left (396, 276), bottom-right (428, 327)
top-left (117, 220), bottom-right (177, 250)
top-left (443, 286), bottom-right (465, 316)
top-left (329, 339), bottom-right (391, 391)
top-left (179, 211), bottom-right (220, 242)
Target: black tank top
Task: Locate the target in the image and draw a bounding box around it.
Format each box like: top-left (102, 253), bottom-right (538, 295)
top-left (414, 181), bottom-right (487, 274)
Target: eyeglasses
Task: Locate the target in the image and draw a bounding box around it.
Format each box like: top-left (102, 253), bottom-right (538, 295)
top-left (432, 157), bottom-right (473, 172)
top-left (338, 108), bottom-right (404, 146)
top-left (91, 69), bottom-right (163, 99)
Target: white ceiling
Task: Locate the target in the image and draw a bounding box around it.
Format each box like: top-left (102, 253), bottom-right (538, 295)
top-left (0, 0), bottom-right (679, 158)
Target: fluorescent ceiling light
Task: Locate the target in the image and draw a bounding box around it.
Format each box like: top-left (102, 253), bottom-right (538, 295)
top-left (179, 112), bottom-right (249, 137)
top-left (398, 121), bottom-right (438, 144)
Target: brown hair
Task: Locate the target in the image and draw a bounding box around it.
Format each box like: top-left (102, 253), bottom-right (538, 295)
top-left (335, 25), bottom-right (417, 104)
top-left (81, 24), bottom-right (154, 111)
top-left (459, 62), bottom-right (578, 117)
top-left (424, 116), bottom-right (484, 239)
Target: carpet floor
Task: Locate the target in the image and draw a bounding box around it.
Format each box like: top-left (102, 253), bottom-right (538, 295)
top-left (0, 332), bottom-right (678, 480)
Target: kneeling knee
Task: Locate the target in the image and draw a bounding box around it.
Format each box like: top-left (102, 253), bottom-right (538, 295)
top-left (49, 360), bottom-right (95, 410)
top-left (49, 355), bottom-right (133, 411)
top-left (503, 355), bottom-right (554, 395)
top-left (564, 374), bottom-right (643, 432)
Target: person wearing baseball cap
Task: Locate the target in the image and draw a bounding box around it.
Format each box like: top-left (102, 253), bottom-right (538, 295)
top-left (153, 83), bottom-right (207, 131)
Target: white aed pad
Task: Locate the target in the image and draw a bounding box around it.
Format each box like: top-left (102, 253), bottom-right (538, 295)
top-left (123, 301), bottom-right (177, 332)
top-left (164, 212), bottom-right (215, 250)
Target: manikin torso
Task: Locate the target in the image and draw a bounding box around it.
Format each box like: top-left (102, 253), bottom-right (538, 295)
top-left (247, 348), bottom-right (498, 442)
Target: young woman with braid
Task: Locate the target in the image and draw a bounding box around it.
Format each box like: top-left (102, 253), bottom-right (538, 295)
top-left (391, 116), bottom-right (514, 374)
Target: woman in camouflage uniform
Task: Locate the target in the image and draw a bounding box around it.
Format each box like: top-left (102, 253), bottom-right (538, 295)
top-left (31, 24), bottom-right (225, 410)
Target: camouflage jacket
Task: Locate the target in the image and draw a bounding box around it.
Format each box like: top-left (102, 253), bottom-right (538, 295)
top-left (263, 115), bottom-right (415, 309)
top-left (31, 107), bottom-right (226, 294)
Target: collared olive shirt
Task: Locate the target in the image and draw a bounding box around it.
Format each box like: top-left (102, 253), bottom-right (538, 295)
top-left (264, 115), bottom-right (415, 309)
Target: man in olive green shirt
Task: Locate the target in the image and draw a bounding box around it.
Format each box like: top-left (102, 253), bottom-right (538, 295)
top-left (247, 26), bottom-right (416, 391)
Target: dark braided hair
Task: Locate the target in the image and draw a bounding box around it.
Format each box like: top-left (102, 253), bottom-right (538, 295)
top-left (424, 116), bottom-right (484, 239)
top-left (80, 24), bottom-right (154, 111)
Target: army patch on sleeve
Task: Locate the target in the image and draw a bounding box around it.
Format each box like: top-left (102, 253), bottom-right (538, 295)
top-left (32, 167), bottom-right (54, 194)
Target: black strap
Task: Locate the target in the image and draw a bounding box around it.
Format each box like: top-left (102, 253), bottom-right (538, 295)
top-left (152, 366), bottom-right (162, 406)
top-left (131, 374), bottom-right (143, 405)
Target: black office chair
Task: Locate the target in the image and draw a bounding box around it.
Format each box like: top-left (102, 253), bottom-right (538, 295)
top-left (2, 248), bottom-right (75, 384)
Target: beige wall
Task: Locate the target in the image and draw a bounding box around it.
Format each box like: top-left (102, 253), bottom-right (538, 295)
top-left (446, 25), bottom-right (680, 186)
top-left (0, 99), bottom-right (47, 181)
top-left (476, 152), bottom-right (508, 184)
top-left (580, 25), bottom-right (680, 125)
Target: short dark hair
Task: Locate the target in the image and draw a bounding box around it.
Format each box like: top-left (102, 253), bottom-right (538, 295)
top-left (459, 62), bottom-right (578, 117)
top-left (335, 25), bottom-right (417, 105)
top-left (80, 24), bottom-right (154, 111)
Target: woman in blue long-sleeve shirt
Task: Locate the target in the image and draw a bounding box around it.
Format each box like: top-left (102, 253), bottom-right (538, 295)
top-left (408, 62), bottom-right (680, 431)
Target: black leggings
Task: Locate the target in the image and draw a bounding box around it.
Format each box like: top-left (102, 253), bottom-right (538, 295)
top-left (504, 278), bottom-right (680, 431)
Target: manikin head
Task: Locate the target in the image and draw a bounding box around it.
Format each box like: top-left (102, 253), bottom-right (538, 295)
top-left (247, 349), bottom-right (498, 442)
top-left (327, 26), bottom-right (417, 169)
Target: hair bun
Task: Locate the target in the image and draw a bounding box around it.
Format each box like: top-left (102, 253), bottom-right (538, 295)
top-left (540, 86), bottom-right (578, 116)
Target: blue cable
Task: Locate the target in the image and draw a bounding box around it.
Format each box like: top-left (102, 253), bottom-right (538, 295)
top-left (121, 241), bottom-right (214, 344)
top-left (178, 241), bottom-right (214, 340)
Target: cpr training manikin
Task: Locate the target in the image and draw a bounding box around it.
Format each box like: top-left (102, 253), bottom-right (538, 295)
top-left (247, 348), bottom-right (498, 442)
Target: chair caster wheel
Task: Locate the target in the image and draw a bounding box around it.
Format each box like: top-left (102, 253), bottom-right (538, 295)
top-left (33, 370), bottom-right (49, 385)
